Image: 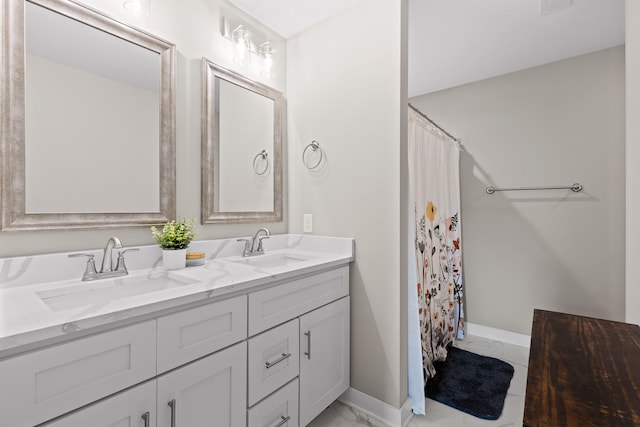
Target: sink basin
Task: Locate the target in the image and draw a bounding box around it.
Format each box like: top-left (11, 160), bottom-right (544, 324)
top-left (229, 252), bottom-right (314, 269)
top-left (37, 273), bottom-right (198, 311)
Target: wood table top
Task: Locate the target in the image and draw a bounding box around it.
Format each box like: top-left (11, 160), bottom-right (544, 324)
top-left (524, 309), bottom-right (640, 427)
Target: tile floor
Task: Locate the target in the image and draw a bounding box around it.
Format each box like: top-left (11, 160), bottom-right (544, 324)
top-left (308, 335), bottom-right (530, 427)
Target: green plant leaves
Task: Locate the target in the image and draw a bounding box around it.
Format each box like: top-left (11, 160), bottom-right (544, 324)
top-left (151, 217), bottom-right (197, 250)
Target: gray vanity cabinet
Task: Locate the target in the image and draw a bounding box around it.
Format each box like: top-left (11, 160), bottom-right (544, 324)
top-left (0, 265), bottom-right (350, 427)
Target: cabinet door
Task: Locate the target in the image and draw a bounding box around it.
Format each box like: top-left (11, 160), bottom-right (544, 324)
top-left (299, 297), bottom-right (350, 426)
top-left (41, 381), bottom-right (156, 427)
top-left (157, 341), bottom-right (247, 427)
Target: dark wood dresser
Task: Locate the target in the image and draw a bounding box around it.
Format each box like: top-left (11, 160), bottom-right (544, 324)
top-left (524, 309), bottom-right (640, 427)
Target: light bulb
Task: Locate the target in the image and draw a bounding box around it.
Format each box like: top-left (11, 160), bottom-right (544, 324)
top-left (232, 25), bottom-right (251, 66)
top-left (260, 41), bottom-right (274, 78)
top-left (263, 55), bottom-right (273, 78)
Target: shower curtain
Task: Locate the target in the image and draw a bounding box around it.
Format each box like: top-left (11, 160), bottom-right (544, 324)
top-left (407, 107), bottom-right (464, 414)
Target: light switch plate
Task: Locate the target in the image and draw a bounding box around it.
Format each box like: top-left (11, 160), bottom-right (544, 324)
top-left (303, 214), bottom-right (313, 233)
top-left (540, 0), bottom-right (573, 15)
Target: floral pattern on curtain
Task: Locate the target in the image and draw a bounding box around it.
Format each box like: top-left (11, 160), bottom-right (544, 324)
top-left (415, 201), bottom-right (464, 380)
top-left (408, 107), bottom-right (465, 382)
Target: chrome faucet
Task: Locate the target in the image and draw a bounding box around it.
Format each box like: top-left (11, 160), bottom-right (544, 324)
top-left (100, 236), bottom-right (122, 273)
top-left (237, 228), bottom-right (270, 257)
top-left (251, 228), bottom-right (270, 252)
top-left (68, 237), bottom-right (139, 281)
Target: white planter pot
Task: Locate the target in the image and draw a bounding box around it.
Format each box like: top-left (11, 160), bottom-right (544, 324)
top-left (162, 248), bottom-right (187, 270)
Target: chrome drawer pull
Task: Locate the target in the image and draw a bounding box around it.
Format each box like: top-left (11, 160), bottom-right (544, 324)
top-left (265, 352), bottom-right (292, 369)
top-left (168, 399), bottom-right (176, 427)
top-left (304, 331), bottom-right (311, 359)
top-left (142, 412), bottom-right (150, 427)
top-left (274, 415), bottom-right (291, 427)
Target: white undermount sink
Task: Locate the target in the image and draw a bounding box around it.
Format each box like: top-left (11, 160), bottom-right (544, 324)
top-left (229, 252), bottom-right (315, 269)
top-left (37, 273), bottom-right (198, 311)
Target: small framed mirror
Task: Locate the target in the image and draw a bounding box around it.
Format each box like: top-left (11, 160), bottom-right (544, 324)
top-left (1, 0), bottom-right (176, 231)
top-left (201, 59), bottom-right (284, 224)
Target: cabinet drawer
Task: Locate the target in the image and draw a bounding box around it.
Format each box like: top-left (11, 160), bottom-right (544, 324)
top-left (41, 380), bottom-right (156, 427)
top-left (157, 295), bottom-right (247, 373)
top-left (0, 320), bottom-right (156, 427)
top-left (248, 379), bottom-right (299, 427)
top-left (248, 319), bottom-right (299, 406)
top-left (248, 266), bottom-right (349, 335)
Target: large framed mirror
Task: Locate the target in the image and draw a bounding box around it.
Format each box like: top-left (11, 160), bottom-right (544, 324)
top-left (1, 0), bottom-right (176, 231)
top-left (201, 59), bottom-right (284, 224)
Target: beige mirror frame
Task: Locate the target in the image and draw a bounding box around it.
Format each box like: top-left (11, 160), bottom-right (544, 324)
top-left (1, 0), bottom-right (176, 231)
top-left (201, 59), bottom-right (284, 224)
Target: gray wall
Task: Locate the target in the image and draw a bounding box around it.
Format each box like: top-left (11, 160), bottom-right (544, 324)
top-left (287, 0), bottom-right (408, 408)
top-left (411, 46), bottom-right (626, 335)
top-left (626, 1), bottom-right (640, 324)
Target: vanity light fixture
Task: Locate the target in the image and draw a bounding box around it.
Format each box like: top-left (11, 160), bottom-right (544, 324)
top-left (222, 16), bottom-right (275, 79)
top-left (123, 0), bottom-right (150, 17)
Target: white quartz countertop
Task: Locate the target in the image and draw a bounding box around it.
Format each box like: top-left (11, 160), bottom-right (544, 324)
top-left (0, 234), bottom-right (354, 358)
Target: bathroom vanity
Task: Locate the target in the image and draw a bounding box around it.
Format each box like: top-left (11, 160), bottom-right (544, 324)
top-left (0, 234), bottom-right (353, 427)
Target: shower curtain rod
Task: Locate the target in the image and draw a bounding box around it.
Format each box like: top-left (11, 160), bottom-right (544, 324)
top-left (409, 103), bottom-right (460, 143)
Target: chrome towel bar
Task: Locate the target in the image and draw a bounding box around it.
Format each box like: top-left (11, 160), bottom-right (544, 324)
top-left (486, 183), bottom-right (583, 194)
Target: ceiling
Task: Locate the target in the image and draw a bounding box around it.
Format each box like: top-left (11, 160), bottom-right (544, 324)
top-left (227, 0), bottom-right (625, 97)
top-left (226, 0), bottom-right (360, 39)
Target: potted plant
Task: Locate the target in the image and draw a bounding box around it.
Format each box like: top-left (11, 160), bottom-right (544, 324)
top-left (151, 217), bottom-right (197, 270)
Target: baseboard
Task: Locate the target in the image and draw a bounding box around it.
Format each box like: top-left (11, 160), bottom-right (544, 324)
top-left (466, 322), bottom-right (531, 348)
top-left (400, 397), bottom-right (414, 427)
top-left (338, 388), bottom-right (414, 427)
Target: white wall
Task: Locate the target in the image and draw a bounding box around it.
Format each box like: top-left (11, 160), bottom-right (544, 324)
top-left (411, 47), bottom-right (626, 335)
top-left (626, 1), bottom-right (640, 325)
top-left (287, 0), bottom-right (408, 408)
top-left (0, 0), bottom-right (287, 257)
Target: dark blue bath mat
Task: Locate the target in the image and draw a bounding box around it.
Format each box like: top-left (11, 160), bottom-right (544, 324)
top-left (425, 346), bottom-right (514, 420)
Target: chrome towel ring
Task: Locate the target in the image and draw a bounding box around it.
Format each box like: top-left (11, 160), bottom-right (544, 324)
top-left (302, 140), bottom-right (323, 170)
top-left (253, 150), bottom-right (269, 176)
